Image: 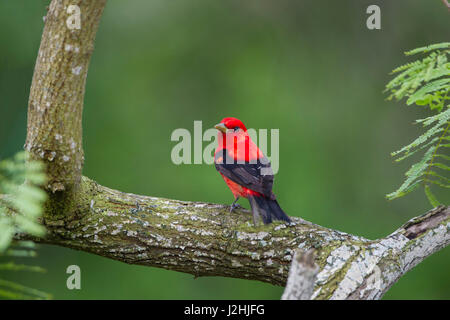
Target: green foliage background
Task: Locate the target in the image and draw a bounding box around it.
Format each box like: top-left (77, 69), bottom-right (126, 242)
top-left (0, 0), bottom-right (449, 299)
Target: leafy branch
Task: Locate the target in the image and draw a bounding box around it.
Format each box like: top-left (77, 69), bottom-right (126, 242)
top-left (386, 42), bottom-right (450, 206)
top-left (0, 152), bottom-right (50, 299)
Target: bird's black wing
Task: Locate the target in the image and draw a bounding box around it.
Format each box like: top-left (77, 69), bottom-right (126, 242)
top-left (214, 149), bottom-right (275, 199)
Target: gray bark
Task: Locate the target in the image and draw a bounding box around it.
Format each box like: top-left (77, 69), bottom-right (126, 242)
top-left (282, 249), bottom-right (319, 300)
top-left (282, 205), bottom-right (450, 299)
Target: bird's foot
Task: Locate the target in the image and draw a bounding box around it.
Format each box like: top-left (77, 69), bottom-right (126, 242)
top-left (229, 201), bottom-right (242, 213)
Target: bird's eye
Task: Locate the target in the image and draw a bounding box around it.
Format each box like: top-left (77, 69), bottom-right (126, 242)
top-left (233, 127), bottom-right (240, 131)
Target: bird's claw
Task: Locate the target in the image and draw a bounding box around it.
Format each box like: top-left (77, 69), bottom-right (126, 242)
top-left (229, 203), bottom-right (243, 213)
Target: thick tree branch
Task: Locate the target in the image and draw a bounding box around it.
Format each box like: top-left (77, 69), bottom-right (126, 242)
top-left (25, 0), bottom-right (106, 193)
top-left (15, 181), bottom-right (449, 299)
top-left (313, 205), bottom-right (450, 299)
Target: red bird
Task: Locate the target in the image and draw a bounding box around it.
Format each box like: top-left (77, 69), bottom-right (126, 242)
top-left (214, 117), bottom-right (291, 225)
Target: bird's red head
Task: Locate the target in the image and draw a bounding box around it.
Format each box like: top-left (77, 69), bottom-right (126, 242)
top-left (214, 117), bottom-right (247, 133)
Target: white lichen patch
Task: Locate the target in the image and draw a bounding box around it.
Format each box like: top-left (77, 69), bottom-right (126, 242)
top-left (62, 155), bottom-right (70, 162)
top-left (174, 225), bottom-right (188, 232)
top-left (283, 255), bottom-right (292, 262)
top-left (70, 138), bottom-right (76, 151)
top-left (250, 252), bottom-right (260, 260)
top-left (194, 242), bottom-right (210, 249)
top-left (126, 230), bottom-right (137, 237)
top-left (48, 151), bottom-right (56, 161)
top-left (310, 287), bottom-right (322, 299)
top-left (377, 236), bottom-right (408, 255)
top-left (110, 223), bottom-right (123, 235)
top-left (93, 235), bottom-right (102, 244)
top-left (297, 242), bottom-right (306, 249)
top-left (155, 212), bottom-right (169, 219)
top-left (197, 229), bottom-right (214, 236)
top-left (263, 250), bottom-right (275, 258)
top-left (330, 251), bottom-right (380, 300)
top-left (316, 244), bottom-right (358, 285)
top-left (231, 250), bottom-right (245, 256)
top-left (95, 226), bottom-right (107, 233)
top-left (136, 252), bottom-right (149, 260)
top-left (271, 237), bottom-right (287, 242)
top-left (72, 66), bottom-right (82, 75)
top-left (236, 231), bottom-right (270, 241)
top-left (184, 214), bottom-right (209, 223)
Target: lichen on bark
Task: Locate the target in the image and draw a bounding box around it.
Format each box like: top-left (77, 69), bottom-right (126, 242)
top-left (25, 0), bottom-right (106, 193)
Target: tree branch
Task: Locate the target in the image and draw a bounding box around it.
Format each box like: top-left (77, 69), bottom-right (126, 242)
top-left (281, 249), bottom-right (318, 300)
top-left (25, 0), bottom-right (106, 193)
top-left (15, 179), bottom-right (450, 299)
top-left (442, 0), bottom-right (450, 10)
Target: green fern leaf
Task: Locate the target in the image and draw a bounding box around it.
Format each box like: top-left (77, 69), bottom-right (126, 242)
top-left (405, 42), bottom-right (450, 56)
top-left (386, 43), bottom-right (449, 205)
top-left (424, 185), bottom-right (440, 207)
top-left (407, 78), bottom-right (450, 106)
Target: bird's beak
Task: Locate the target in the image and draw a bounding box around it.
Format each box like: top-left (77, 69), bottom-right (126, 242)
top-left (214, 123), bottom-right (227, 133)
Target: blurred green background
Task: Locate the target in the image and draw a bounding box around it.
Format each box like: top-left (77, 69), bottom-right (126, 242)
top-left (1, 0), bottom-right (449, 299)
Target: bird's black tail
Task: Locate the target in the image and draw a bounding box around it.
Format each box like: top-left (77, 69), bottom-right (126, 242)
top-left (248, 195), bottom-right (291, 225)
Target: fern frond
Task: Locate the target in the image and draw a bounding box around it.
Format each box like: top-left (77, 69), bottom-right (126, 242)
top-left (393, 137), bottom-right (439, 162)
top-left (425, 179), bottom-right (450, 188)
top-left (0, 279), bottom-right (51, 300)
top-left (407, 78), bottom-right (450, 106)
top-left (436, 153), bottom-right (450, 161)
top-left (390, 60), bottom-right (423, 74)
top-left (387, 146), bottom-right (436, 200)
top-left (405, 42), bottom-right (450, 56)
top-left (386, 43), bottom-right (450, 206)
top-left (0, 152), bottom-right (51, 300)
top-left (0, 262), bottom-right (46, 272)
top-left (424, 185), bottom-right (440, 207)
top-left (391, 108), bottom-right (450, 158)
top-left (0, 152), bottom-right (47, 252)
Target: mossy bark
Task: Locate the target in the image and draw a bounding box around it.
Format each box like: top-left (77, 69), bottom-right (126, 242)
top-left (26, 176), bottom-right (448, 299)
top-left (25, 0), bottom-right (106, 193)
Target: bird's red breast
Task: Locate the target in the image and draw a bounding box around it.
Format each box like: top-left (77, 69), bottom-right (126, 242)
top-left (220, 173), bottom-right (259, 199)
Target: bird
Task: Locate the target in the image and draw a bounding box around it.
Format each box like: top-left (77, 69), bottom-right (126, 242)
top-left (214, 117), bottom-right (291, 225)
